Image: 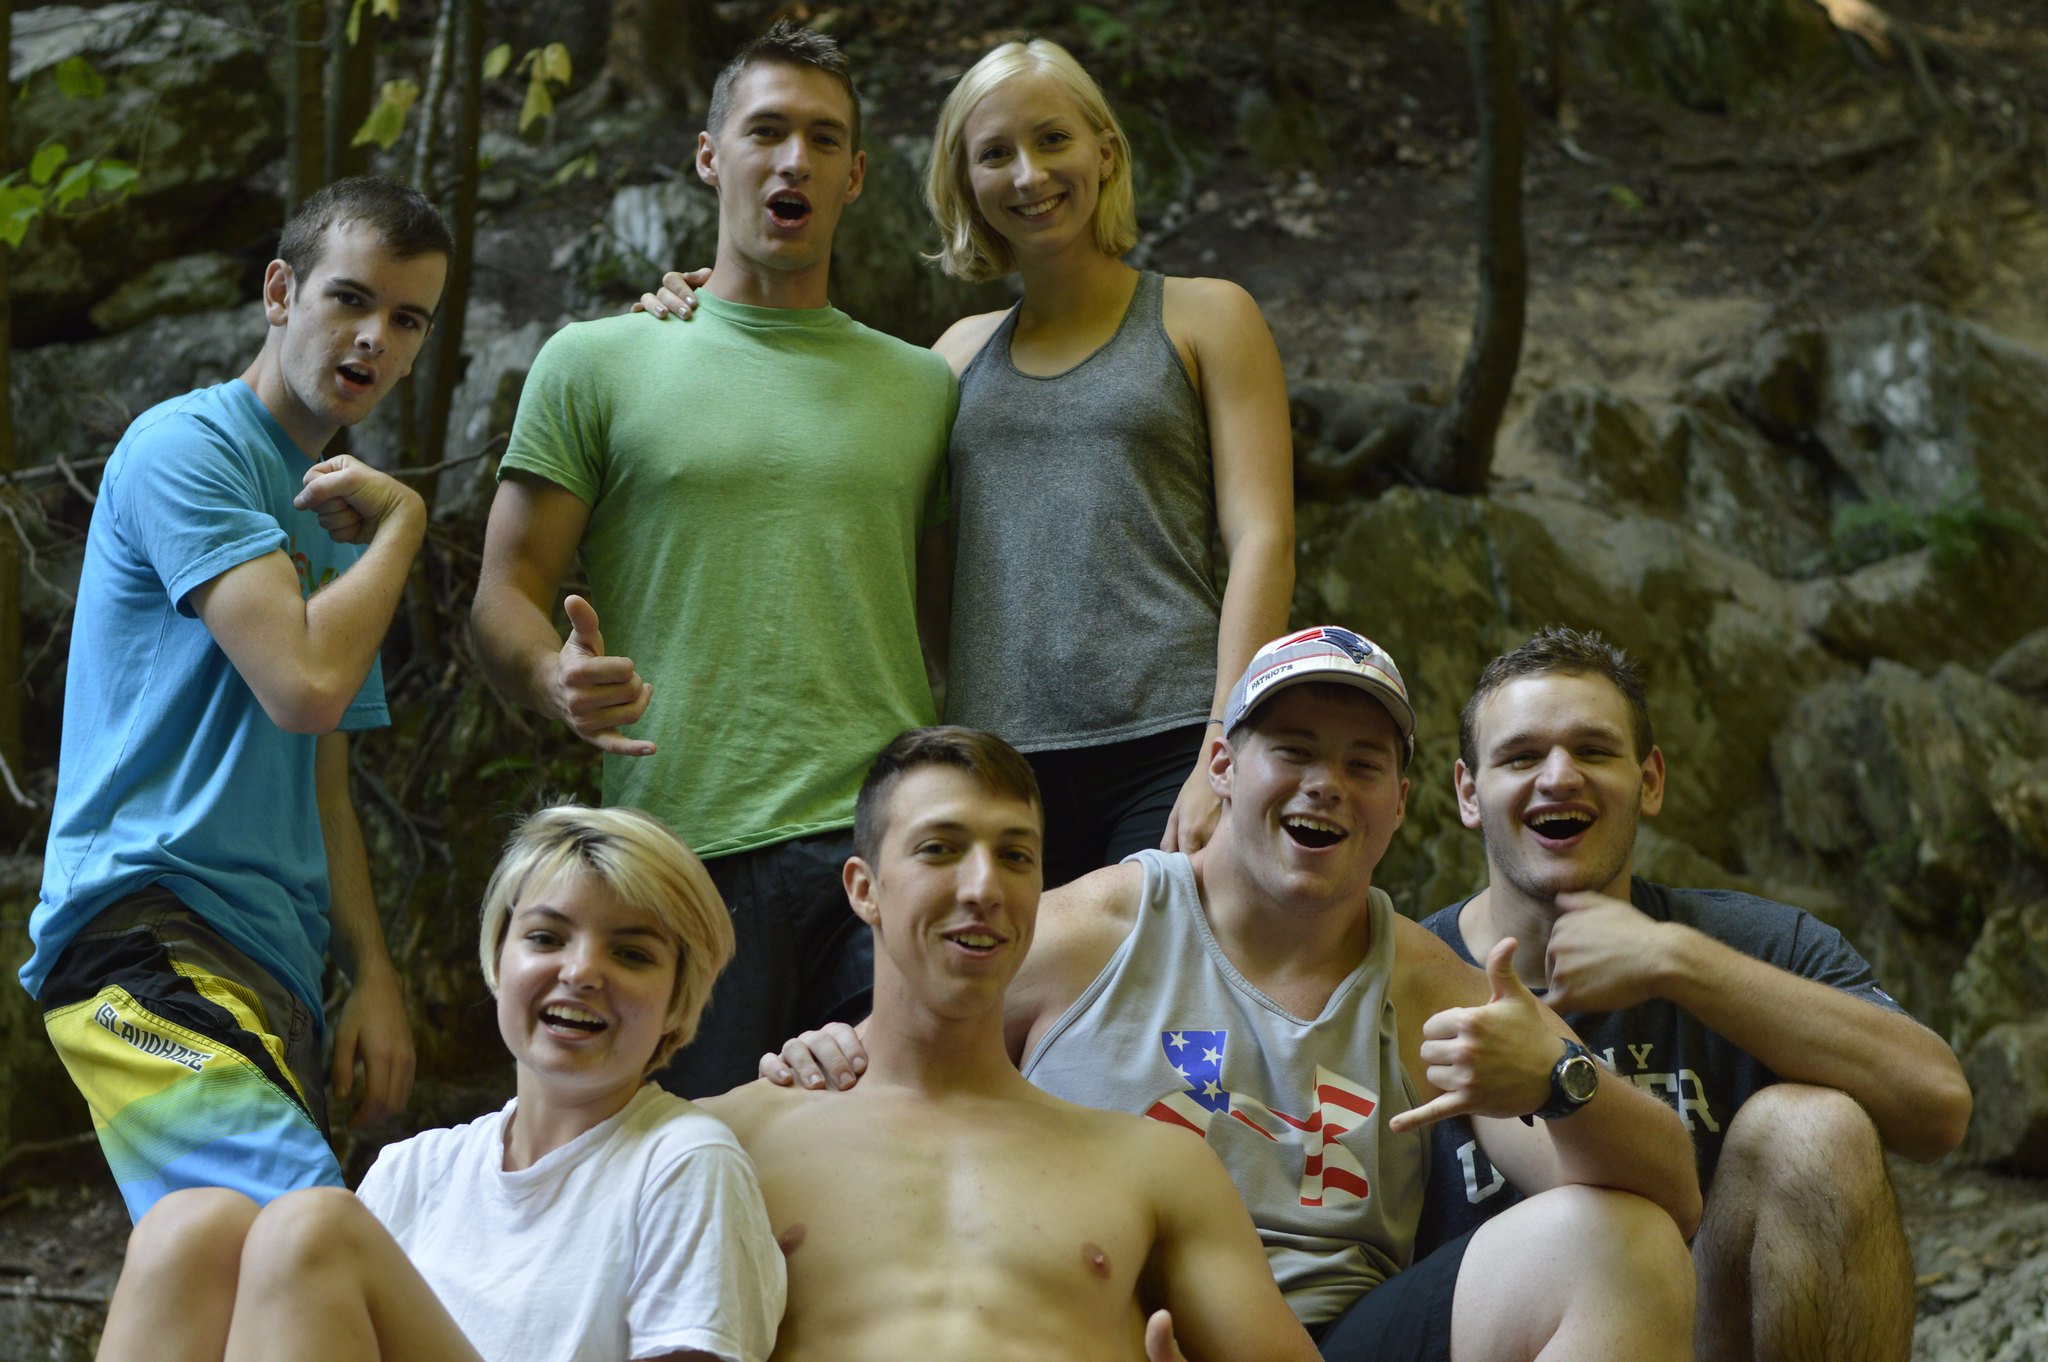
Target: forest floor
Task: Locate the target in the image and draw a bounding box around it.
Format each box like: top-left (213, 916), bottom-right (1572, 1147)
top-left (4, 0), bottom-right (2047, 1354)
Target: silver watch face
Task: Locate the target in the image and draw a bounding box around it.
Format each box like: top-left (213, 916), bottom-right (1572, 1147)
top-left (1560, 1055), bottom-right (1600, 1104)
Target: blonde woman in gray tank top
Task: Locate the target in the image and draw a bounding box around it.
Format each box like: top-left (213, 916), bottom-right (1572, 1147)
top-left (640, 39), bottom-right (1293, 885)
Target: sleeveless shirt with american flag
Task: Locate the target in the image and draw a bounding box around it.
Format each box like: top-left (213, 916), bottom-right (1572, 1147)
top-left (1022, 849), bottom-right (1428, 1328)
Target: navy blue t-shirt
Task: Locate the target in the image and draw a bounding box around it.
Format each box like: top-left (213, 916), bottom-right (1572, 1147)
top-left (1413, 877), bottom-right (1903, 1254)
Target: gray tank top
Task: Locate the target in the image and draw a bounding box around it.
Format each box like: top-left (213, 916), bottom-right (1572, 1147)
top-left (945, 272), bottom-right (1220, 750)
top-left (1023, 850), bottom-right (1427, 1327)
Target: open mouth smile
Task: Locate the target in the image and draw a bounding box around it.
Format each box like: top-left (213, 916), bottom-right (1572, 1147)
top-left (1524, 808), bottom-right (1595, 847)
top-left (1011, 193), bottom-right (1066, 220)
top-left (1281, 814), bottom-right (1347, 849)
top-left (941, 926), bottom-right (1006, 958)
top-left (337, 362), bottom-right (376, 394)
top-left (539, 1002), bottom-right (608, 1035)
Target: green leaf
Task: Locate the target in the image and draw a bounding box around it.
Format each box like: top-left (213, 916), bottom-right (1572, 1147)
top-left (54, 55), bottom-right (107, 100)
top-left (536, 42), bottom-right (573, 86)
top-left (547, 151), bottom-right (597, 188)
top-left (1605, 182), bottom-right (1645, 211)
top-left (0, 184), bottom-right (46, 248)
top-left (52, 158), bottom-right (95, 211)
top-left (346, 0), bottom-right (366, 46)
top-left (372, 0), bottom-right (401, 18)
top-left (351, 79), bottom-right (421, 150)
top-left (483, 44), bottom-right (512, 80)
top-left (31, 143), bottom-right (69, 186)
top-left (92, 159), bottom-right (140, 195)
top-left (519, 74), bottom-right (555, 134)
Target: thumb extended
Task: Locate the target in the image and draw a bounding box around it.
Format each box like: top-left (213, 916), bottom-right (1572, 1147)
top-left (1485, 935), bottom-right (1527, 1005)
top-left (563, 594), bottom-right (605, 656)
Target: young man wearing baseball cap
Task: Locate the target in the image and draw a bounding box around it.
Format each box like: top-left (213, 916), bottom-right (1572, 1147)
top-left (766, 626), bottom-right (1704, 1361)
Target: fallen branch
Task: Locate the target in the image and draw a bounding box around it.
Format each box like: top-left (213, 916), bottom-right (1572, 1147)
top-left (0, 1281), bottom-right (112, 1308)
top-left (0, 1130), bottom-right (98, 1182)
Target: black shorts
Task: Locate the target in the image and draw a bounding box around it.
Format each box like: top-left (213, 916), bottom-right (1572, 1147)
top-left (1313, 1230), bottom-right (1475, 1362)
top-left (649, 830), bottom-right (870, 1099)
top-left (1027, 722), bottom-right (1208, 889)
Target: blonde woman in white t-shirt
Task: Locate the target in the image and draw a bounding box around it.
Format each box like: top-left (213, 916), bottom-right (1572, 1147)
top-left (94, 805), bottom-right (785, 1362)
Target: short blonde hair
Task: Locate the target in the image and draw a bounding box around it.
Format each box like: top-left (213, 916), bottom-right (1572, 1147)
top-left (479, 804), bottom-right (734, 1073)
top-left (926, 39), bottom-right (1138, 283)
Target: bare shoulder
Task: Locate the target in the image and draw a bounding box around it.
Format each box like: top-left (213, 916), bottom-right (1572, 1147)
top-left (1390, 913), bottom-right (1488, 1021)
top-left (1159, 275), bottom-right (1266, 336)
top-left (697, 1076), bottom-right (804, 1145)
top-left (1035, 861), bottom-right (1143, 964)
top-left (1009, 861), bottom-right (1144, 1057)
top-left (932, 309), bottom-right (1011, 375)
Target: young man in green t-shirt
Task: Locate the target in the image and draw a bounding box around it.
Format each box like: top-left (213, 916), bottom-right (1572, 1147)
top-left (471, 21), bottom-right (954, 1097)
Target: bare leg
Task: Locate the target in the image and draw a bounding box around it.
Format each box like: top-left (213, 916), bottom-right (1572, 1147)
top-left (98, 1189), bottom-right (260, 1362)
top-left (220, 1187), bottom-right (484, 1362)
top-left (1693, 1084), bottom-right (1912, 1362)
top-left (1450, 1184), bottom-right (1696, 1362)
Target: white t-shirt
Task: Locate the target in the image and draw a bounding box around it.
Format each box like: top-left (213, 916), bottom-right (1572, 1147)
top-left (358, 1084), bottom-right (784, 1362)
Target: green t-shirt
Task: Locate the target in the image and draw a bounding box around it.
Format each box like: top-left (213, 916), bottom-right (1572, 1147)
top-left (501, 292), bottom-right (956, 857)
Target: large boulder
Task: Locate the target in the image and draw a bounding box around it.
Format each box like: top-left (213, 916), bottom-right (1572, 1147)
top-left (1293, 487), bottom-right (1845, 905)
top-left (8, 4), bottom-right (284, 341)
top-left (1963, 1015), bottom-right (2048, 1174)
top-left (1815, 305), bottom-right (2048, 529)
top-left (1772, 662), bottom-right (2048, 1029)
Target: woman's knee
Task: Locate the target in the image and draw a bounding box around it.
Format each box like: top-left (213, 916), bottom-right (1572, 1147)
top-left (126, 1188), bottom-right (261, 1277)
top-left (239, 1186), bottom-right (377, 1283)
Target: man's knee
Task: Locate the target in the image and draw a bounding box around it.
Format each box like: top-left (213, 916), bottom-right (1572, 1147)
top-left (1717, 1083), bottom-right (1888, 1199)
top-left (1464, 1186), bottom-right (1695, 1325)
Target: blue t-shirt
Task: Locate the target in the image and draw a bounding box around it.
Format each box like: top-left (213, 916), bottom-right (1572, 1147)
top-left (1411, 877), bottom-right (1903, 1255)
top-left (24, 380), bottom-right (387, 1015)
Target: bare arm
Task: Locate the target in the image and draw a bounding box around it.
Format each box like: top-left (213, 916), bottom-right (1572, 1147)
top-left (471, 474), bottom-right (655, 755)
top-left (189, 458), bottom-right (424, 734)
top-left (1546, 889), bottom-right (1970, 1160)
top-left (317, 732), bottom-right (413, 1127)
top-left (1393, 926), bottom-right (1702, 1238)
top-left (1142, 1124), bottom-right (1320, 1362)
top-left (1160, 280), bottom-right (1295, 854)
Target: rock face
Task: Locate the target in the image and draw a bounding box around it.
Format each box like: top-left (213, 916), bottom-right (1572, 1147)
top-left (1963, 1017), bottom-right (2048, 1174)
top-left (8, 5), bottom-right (283, 342)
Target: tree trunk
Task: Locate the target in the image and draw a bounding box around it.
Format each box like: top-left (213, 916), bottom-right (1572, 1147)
top-left (326, 1), bottom-right (384, 183)
top-left (602, 0), bottom-right (728, 111)
top-left (285, 0), bottom-right (328, 208)
top-left (0, 0), bottom-right (24, 828)
top-left (1411, 0), bottom-right (1527, 495)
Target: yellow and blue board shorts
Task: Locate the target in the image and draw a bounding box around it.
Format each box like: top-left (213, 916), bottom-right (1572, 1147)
top-left (39, 889), bottom-right (344, 1222)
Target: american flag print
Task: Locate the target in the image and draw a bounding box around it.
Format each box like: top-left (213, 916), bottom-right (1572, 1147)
top-left (1143, 1029), bottom-right (1381, 1208)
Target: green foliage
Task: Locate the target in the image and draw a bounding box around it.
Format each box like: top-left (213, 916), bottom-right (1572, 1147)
top-left (0, 57), bottom-right (137, 251)
top-left (517, 43), bottom-right (574, 135)
top-left (353, 79), bottom-right (422, 150)
top-left (1073, 0), bottom-right (1186, 86)
top-left (483, 45), bottom-right (513, 82)
top-left (346, 0), bottom-right (402, 48)
top-left (1604, 182), bottom-right (1646, 211)
top-left (1826, 477), bottom-right (2042, 573)
top-left (53, 55), bottom-right (106, 101)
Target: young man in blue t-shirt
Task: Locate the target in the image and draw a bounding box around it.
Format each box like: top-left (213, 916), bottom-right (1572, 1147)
top-left (1420, 625), bottom-right (1973, 1362)
top-left (23, 177), bottom-right (451, 1221)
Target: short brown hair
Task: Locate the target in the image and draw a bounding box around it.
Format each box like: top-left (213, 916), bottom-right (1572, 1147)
top-left (1459, 626), bottom-right (1655, 771)
top-left (277, 176), bottom-right (452, 294)
top-left (706, 19), bottom-right (862, 149)
top-left (853, 727), bottom-right (1042, 864)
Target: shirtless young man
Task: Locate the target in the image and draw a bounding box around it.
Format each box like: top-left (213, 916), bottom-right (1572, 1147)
top-left (768, 629), bottom-right (1704, 1361)
top-left (705, 728), bottom-right (1317, 1362)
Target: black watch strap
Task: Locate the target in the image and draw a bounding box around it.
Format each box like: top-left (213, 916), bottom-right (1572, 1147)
top-left (1522, 1040), bottom-right (1599, 1124)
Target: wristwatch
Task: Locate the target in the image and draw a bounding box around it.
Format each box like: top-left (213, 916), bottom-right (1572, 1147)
top-left (1525, 1040), bottom-right (1600, 1123)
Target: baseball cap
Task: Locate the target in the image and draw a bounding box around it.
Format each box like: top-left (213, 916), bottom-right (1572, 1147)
top-left (1222, 626), bottom-right (1415, 765)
